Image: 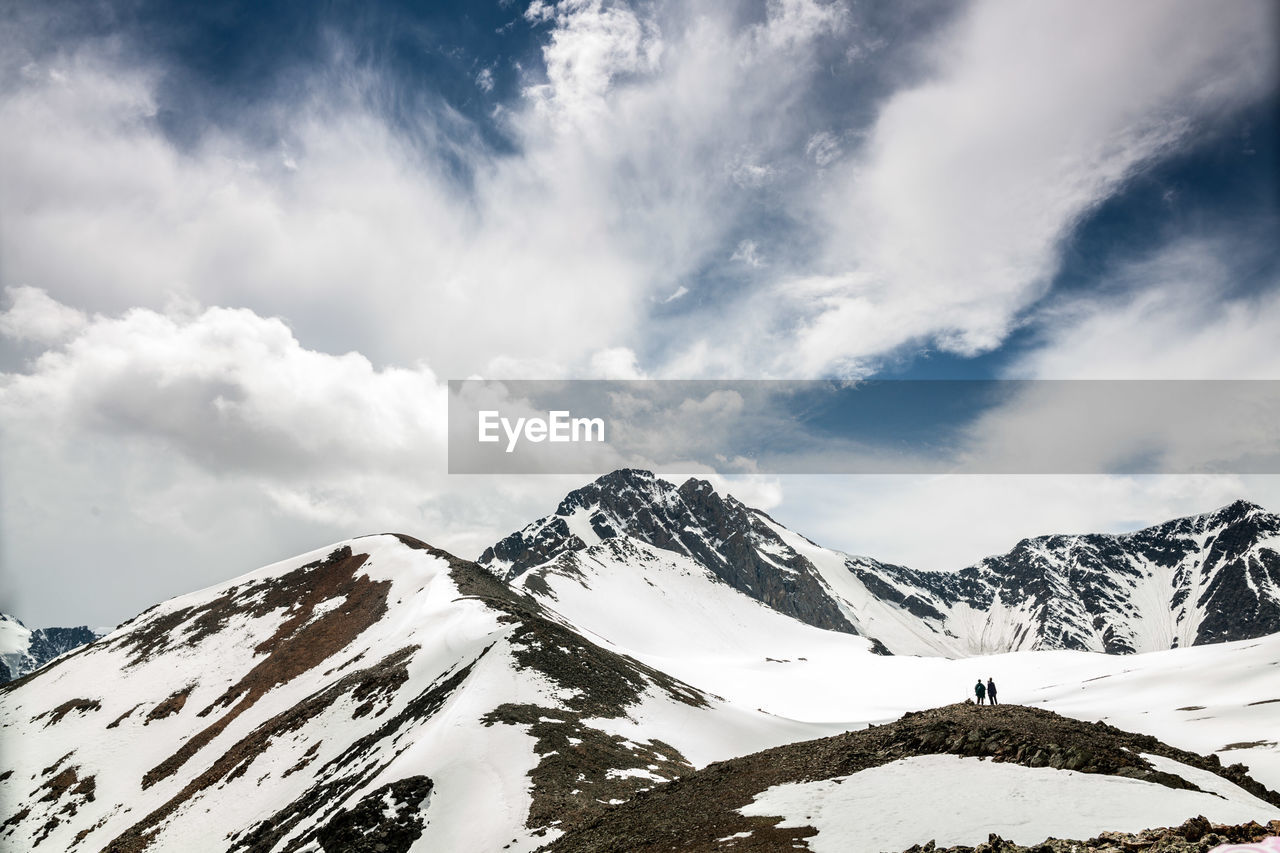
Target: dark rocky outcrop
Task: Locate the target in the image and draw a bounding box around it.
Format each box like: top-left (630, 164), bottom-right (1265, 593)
top-left (540, 703), bottom-right (1280, 853)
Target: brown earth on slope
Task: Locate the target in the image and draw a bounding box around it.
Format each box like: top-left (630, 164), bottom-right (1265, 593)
top-left (539, 703), bottom-right (1280, 853)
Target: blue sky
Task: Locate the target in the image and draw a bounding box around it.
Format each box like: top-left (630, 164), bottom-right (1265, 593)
top-left (1, 0), bottom-right (1278, 625)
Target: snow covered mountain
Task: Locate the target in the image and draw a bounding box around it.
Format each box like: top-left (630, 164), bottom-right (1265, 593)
top-left (0, 534), bottom-right (826, 853)
top-left (0, 613), bottom-right (103, 684)
top-left (841, 497), bottom-right (1280, 655)
top-left (5, 495), bottom-right (1280, 852)
top-left (481, 470), bottom-right (1280, 656)
top-left (481, 469), bottom-right (859, 638)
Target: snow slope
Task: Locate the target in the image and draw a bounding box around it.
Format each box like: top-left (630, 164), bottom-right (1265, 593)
top-left (739, 754), bottom-right (1280, 853)
top-left (499, 519), bottom-right (1280, 790)
top-left (0, 535), bottom-right (820, 853)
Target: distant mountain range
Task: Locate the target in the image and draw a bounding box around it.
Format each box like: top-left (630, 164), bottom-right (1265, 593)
top-left (3, 470), bottom-right (1279, 852)
top-left (0, 613), bottom-right (103, 684)
top-left (482, 469), bottom-right (1280, 655)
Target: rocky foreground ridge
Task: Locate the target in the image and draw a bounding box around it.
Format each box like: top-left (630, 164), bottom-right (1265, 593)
top-left (540, 703), bottom-right (1280, 853)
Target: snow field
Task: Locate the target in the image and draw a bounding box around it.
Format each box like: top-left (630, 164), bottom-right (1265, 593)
top-left (738, 754), bottom-right (1280, 853)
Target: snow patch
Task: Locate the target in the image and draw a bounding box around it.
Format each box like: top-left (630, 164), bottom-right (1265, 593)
top-left (739, 755), bottom-right (1280, 853)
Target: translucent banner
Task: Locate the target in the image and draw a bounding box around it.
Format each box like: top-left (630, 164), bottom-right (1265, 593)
top-left (447, 379), bottom-right (1280, 475)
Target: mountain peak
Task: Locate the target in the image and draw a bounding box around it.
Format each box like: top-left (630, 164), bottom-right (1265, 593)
top-left (480, 469), bottom-right (860, 636)
top-left (1215, 498), bottom-right (1266, 521)
top-left (553, 468), bottom-right (675, 516)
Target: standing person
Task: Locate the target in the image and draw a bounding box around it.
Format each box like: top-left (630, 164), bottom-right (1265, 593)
top-left (987, 678), bottom-right (998, 705)
top-left (974, 679), bottom-right (986, 705)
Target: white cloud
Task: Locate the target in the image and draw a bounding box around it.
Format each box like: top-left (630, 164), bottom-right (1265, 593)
top-left (522, 0), bottom-right (664, 126)
top-left (660, 285), bottom-right (688, 304)
top-left (0, 291), bottom-right (597, 623)
top-left (935, 240), bottom-right (1280, 479)
top-left (731, 240), bottom-right (765, 268)
top-left (588, 346), bottom-right (646, 378)
top-left (729, 158), bottom-right (777, 188)
top-left (754, 0), bottom-right (848, 52)
top-left (0, 0), bottom-right (866, 386)
top-left (0, 291), bottom-right (448, 483)
top-left (0, 285), bottom-right (88, 344)
top-left (740, 0), bottom-right (1277, 376)
top-left (1011, 241), bottom-right (1280, 380)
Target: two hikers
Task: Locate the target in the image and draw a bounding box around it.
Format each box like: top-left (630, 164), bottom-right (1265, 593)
top-left (973, 677), bottom-right (998, 705)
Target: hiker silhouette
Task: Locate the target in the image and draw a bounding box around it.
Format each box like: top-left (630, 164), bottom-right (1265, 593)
top-left (987, 678), bottom-right (998, 705)
top-left (974, 679), bottom-right (986, 705)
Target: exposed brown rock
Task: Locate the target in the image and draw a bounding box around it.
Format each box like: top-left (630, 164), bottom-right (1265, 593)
top-left (33, 698), bottom-right (101, 727)
top-left (139, 546), bottom-right (389, 789)
top-left (541, 703), bottom-right (1280, 853)
top-left (144, 686), bottom-right (194, 724)
top-left (105, 703), bottom-right (143, 729)
top-left (224, 651), bottom-right (474, 853)
top-left (104, 644), bottom-right (422, 853)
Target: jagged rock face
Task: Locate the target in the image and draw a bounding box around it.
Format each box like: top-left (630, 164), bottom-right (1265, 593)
top-left (859, 498), bottom-right (1280, 654)
top-left (0, 614), bottom-right (101, 684)
top-left (480, 469), bottom-right (860, 637)
top-left (482, 472), bottom-right (1280, 657)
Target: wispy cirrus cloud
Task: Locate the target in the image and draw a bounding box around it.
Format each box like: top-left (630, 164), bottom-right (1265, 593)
top-left (682, 0), bottom-right (1277, 378)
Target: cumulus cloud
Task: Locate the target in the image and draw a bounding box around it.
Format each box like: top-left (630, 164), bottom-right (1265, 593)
top-left (0, 288), bottom-right (447, 489)
top-left (522, 0), bottom-right (664, 125)
top-left (588, 346), bottom-right (646, 378)
top-left (0, 285), bottom-right (88, 344)
top-left (0, 290), bottom-right (593, 622)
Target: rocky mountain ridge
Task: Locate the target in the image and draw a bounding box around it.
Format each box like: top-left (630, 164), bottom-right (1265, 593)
top-left (0, 613), bottom-right (102, 684)
top-left (481, 469), bottom-right (858, 637)
top-left (481, 470), bottom-right (1280, 656)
